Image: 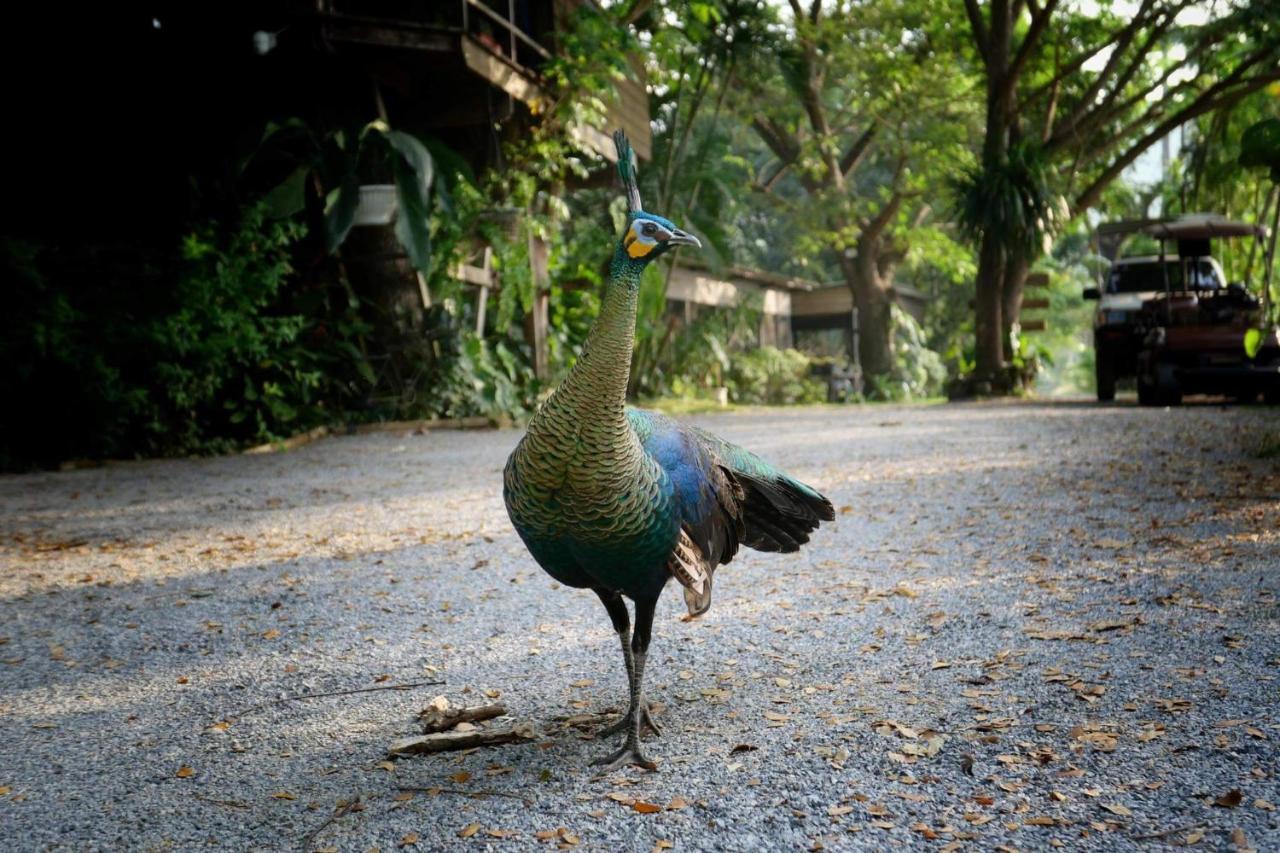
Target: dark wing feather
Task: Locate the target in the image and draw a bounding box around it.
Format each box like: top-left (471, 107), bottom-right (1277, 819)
top-left (626, 408), bottom-right (833, 562)
top-left (687, 425), bottom-right (835, 554)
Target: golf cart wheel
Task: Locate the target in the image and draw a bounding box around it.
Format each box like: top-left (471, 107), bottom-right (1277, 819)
top-left (1137, 376), bottom-right (1158, 406)
top-left (1095, 353), bottom-right (1116, 402)
top-left (1154, 363), bottom-right (1183, 406)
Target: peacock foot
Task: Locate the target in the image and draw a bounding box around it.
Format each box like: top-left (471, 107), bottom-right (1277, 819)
top-left (591, 736), bottom-right (658, 773)
top-left (599, 703), bottom-right (662, 738)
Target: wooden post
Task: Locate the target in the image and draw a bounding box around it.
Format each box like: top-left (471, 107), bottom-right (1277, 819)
top-left (528, 233), bottom-right (550, 380)
top-left (475, 246), bottom-right (491, 335)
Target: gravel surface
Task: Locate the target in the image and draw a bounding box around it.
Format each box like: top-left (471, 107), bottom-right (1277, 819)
top-left (1, 400), bottom-right (1278, 852)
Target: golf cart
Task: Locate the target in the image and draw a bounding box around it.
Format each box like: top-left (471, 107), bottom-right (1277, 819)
top-left (1130, 215), bottom-right (1278, 405)
top-left (1084, 218), bottom-right (1231, 400)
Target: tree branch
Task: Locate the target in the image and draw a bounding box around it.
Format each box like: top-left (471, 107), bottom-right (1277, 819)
top-left (963, 0), bottom-right (990, 66)
top-left (839, 126), bottom-right (878, 178)
top-left (1006, 0), bottom-right (1060, 88)
top-left (1073, 66), bottom-right (1280, 213)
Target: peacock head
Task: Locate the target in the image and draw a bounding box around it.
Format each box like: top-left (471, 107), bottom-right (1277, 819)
top-left (618, 211), bottom-right (702, 264)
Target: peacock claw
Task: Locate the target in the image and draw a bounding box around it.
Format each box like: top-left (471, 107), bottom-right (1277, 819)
top-left (591, 738), bottom-right (658, 774)
top-left (600, 704), bottom-right (661, 738)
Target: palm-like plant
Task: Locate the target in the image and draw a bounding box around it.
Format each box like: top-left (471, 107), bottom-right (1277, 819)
top-left (952, 141), bottom-right (1059, 260)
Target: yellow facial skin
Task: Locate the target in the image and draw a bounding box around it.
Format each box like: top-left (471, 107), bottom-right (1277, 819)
top-left (623, 225), bottom-right (656, 258)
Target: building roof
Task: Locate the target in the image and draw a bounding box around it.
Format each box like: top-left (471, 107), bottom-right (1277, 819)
top-left (674, 260), bottom-right (821, 292)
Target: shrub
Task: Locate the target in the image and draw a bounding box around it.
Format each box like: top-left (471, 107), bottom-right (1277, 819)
top-left (144, 204), bottom-right (319, 452)
top-left (728, 347), bottom-right (826, 405)
top-left (878, 304), bottom-right (947, 400)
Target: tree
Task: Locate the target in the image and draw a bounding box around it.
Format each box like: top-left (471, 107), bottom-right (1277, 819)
top-left (959, 0), bottom-right (1280, 386)
top-left (746, 0), bottom-right (975, 383)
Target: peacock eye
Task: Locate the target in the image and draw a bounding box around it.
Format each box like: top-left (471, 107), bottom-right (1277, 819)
top-left (641, 223), bottom-right (657, 237)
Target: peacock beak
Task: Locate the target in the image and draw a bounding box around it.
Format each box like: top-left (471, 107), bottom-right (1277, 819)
top-left (666, 228), bottom-right (702, 249)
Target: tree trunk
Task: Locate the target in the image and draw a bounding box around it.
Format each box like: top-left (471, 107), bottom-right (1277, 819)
top-left (971, 0), bottom-right (1015, 385)
top-left (839, 238), bottom-right (895, 382)
top-left (974, 231), bottom-right (1005, 380)
top-left (1001, 252), bottom-right (1031, 345)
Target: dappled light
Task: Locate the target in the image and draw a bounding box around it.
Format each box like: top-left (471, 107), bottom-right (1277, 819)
top-left (3, 402), bottom-right (1278, 849)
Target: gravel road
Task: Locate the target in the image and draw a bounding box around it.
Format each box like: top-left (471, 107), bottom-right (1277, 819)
top-left (1, 400), bottom-right (1278, 852)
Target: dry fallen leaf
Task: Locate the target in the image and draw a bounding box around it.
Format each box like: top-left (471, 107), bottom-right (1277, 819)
top-left (271, 791), bottom-right (296, 800)
top-left (449, 771), bottom-right (472, 784)
top-left (632, 801), bottom-right (662, 814)
top-left (1101, 803), bottom-right (1132, 817)
top-left (458, 823), bottom-right (480, 838)
top-left (261, 629), bottom-right (280, 640)
top-left (399, 832), bottom-right (419, 847)
top-left (175, 766), bottom-right (195, 779)
top-left (1214, 789), bottom-right (1243, 808)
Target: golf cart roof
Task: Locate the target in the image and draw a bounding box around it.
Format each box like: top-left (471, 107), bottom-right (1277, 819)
top-left (1142, 214), bottom-right (1266, 240)
top-left (1097, 214), bottom-right (1266, 240)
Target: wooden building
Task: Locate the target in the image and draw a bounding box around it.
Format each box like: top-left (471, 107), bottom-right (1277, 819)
top-left (667, 263), bottom-right (929, 362)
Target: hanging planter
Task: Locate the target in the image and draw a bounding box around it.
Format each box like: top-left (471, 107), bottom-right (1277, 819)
top-left (353, 184), bottom-right (398, 227)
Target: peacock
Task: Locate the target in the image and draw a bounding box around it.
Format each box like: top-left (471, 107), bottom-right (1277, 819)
top-left (503, 130), bottom-right (834, 772)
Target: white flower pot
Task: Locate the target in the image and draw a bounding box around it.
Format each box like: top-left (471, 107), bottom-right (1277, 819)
top-left (353, 184), bottom-right (398, 226)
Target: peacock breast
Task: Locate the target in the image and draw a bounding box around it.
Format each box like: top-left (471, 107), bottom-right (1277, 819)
top-left (503, 422), bottom-right (679, 590)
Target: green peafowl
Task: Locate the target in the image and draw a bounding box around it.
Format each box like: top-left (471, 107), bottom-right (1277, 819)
top-left (504, 130), bottom-right (834, 772)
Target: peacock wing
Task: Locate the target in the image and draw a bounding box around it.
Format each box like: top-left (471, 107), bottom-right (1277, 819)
top-left (626, 408), bottom-right (745, 616)
top-left (685, 425), bottom-right (835, 554)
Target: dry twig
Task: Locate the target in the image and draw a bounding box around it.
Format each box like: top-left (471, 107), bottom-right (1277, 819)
top-left (419, 702), bottom-right (507, 733)
top-left (229, 680), bottom-right (444, 719)
top-left (388, 723), bottom-right (537, 757)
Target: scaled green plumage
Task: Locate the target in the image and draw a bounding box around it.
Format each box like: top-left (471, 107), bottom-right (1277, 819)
top-left (503, 131), bottom-right (834, 771)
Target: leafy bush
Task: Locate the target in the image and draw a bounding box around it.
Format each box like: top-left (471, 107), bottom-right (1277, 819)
top-left (728, 347), bottom-right (826, 405)
top-left (145, 205), bottom-right (320, 452)
top-left (0, 204), bottom-right (378, 467)
top-left (870, 304), bottom-right (947, 400)
top-left (423, 334), bottom-right (539, 422)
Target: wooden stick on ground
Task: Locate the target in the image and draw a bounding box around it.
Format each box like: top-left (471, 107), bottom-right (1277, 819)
top-left (388, 723), bottom-right (537, 757)
top-left (418, 703), bottom-right (507, 733)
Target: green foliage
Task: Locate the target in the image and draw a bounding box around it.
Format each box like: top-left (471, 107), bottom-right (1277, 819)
top-left (424, 334), bottom-right (539, 422)
top-left (876, 305), bottom-right (947, 401)
top-left (255, 119), bottom-right (441, 274)
top-left (1239, 117), bottom-right (1280, 182)
top-left (953, 142), bottom-right (1060, 259)
top-left (0, 204), bottom-right (371, 467)
top-left (727, 347), bottom-right (825, 405)
top-left (629, 268), bottom-right (761, 400)
top-left (149, 205), bottom-right (317, 451)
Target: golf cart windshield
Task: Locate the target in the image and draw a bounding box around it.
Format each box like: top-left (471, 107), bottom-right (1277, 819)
top-left (1109, 259), bottom-right (1220, 294)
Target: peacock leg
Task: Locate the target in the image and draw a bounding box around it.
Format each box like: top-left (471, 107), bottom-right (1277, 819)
top-left (593, 589), bottom-right (661, 737)
top-left (593, 597), bottom-right (658, 772)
